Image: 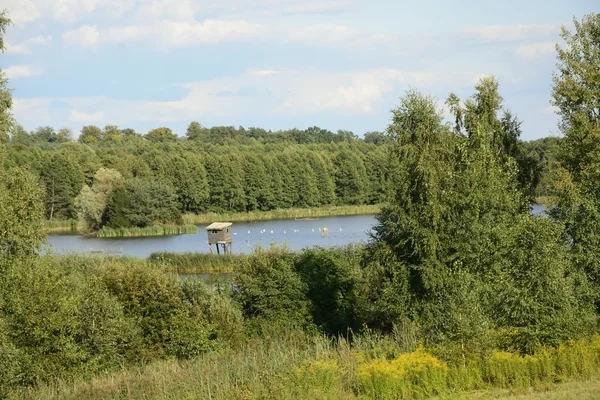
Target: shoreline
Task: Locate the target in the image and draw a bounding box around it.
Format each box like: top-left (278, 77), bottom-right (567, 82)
top-left (44, 205), bottom-right (381, 235)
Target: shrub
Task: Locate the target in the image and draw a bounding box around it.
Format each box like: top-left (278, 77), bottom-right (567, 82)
top-left (97, 261), bottom-right (217, 358)
top-left (294, 246), bottom-right (363, 335)
top-left (233, 246), bottom-right (313, 330)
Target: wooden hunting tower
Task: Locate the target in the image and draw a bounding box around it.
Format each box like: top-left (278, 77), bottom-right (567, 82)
top-left (205, 222), bottom-right (233, 255)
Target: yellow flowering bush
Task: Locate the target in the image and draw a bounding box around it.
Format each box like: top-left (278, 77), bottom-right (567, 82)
top-left (356, 346), bottom-right (448, 399)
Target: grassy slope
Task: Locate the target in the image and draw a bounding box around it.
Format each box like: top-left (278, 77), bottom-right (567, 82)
top-left (18, 370), bottom-right (600, 400)
top-left (447, 378), bottom-right (600, 400)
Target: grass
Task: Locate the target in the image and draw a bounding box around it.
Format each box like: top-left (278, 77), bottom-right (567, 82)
top-left (96, 225), bottom-right (198, 238)
top-left (182, 204), bottom-right (381, 225)
top-left (148, 252), bottom-right (248, 274)
top-left (436, 378), bottom-right (600, 399)
top-left (16, 332), bottom-right (600, 400)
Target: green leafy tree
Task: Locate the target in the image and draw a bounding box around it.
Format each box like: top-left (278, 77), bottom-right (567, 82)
top-left (333, 150), bottom-right (368, 205)
top-left (56, 128), bottom-right (73, 143)
top-left (32, 126), bottom-right (57, 143)
top-left (550, 13), bottom-right (600, 309)
top-left (186, 121), bottom-right (206, 140)
top-left (145, 127), bottom-right (177, 142)
top-left (0, 14), bottom-right (45, 258)
top-left (75, 168), bottom-right (124, 231)
top-left (40, 153), bottom-right (85, 219)
top-left (78, 125), bottom-right (102, 144)
top-left (102, 124), bottom-right (122, 143)
top-left (104, 178), bottom-right (181, 228)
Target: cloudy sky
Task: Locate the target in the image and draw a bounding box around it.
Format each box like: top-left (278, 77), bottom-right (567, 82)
top-left (1, 0), bottom-right (597, 139)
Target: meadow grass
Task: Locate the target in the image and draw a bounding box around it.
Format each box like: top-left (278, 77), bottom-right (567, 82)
top-left (96, 225), bottom-right (198, 238)
top-left (17, 332), bottom-right (600, 400)
top-left (183, 204), bottom-right (381, 225)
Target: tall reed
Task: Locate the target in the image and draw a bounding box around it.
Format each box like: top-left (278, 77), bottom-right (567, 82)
top-left (148, 252), bottom-right (247, 273)
top-left (183, 204), bottom-right (380, 225)
top-left (96, 225), bottom-right (198, 238)
top-left (42, 219), bottom-right (78, 233)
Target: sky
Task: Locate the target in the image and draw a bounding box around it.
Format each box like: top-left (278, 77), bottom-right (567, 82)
top-left (0, 0), bottom-right (597, 140)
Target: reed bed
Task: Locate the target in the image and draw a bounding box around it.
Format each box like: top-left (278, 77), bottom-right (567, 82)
top-left (42, 219), bottom-right (78, 233)
top-left (19, 333), bottom-right (600, 400)
top-left (96, 225), bottom-right (198, 238)
top-left (148, 252), bottom-right (247, 273)
top-left (183, 204), bottom-right (380, 225)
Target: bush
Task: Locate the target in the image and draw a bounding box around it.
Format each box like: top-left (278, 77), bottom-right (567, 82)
top-left (96, 261), bottom-right (216, 358)
top-left (180, 279), bottom-right (244, 345)
top-left (0, 257), bottom-right (140, 385)
top-left (294, 246), bottom-right (363, 335)
top-left (233, 246), bottom-right (313, 330)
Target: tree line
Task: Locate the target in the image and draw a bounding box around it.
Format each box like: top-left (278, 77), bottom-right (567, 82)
top-left (5, 116), bottom-right (548, 231)
top-left (5, 126), bottom-right (392, 229)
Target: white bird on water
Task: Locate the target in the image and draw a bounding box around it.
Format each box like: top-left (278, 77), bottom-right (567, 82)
top-left (340, 228), bottom-right (343, 232)
top-left (283, 230), bottom-right (286, 234)
top-left (271, 230), bottom-right (273, 234)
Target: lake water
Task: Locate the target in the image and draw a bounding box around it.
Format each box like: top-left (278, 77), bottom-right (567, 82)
top-left (46, 214), bottom-right (378, 258)
top-left (46, 205), bottom-right (548, 258)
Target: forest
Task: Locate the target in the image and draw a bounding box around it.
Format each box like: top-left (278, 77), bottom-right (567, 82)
top-left (4, 99), bottom-right (557, 234)
top-left (2, 10), bottom-right (600, 400)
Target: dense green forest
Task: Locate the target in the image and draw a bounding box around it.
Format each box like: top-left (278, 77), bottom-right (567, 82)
top-left (2, 10), bottom-right (600, 400)
top-left (3, 92), bottom-right (555, 232)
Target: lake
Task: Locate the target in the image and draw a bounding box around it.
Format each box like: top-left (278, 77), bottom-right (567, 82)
top-left (46, 205), bottom-right (548, 258)
top-left (46, 214), bottom-right (378, 258)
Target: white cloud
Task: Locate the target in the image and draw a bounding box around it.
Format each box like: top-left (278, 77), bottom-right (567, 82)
top-left (62, 25), bottom-right (101, 48)
top-left (0, 0), bottom-right (43, 24)
top-left (69, 109), bottom-right (105, 122)
top-left (461, 24), bottom-right (561, 42)
top-left (64, 18), bottom-right (394, 50)
top-left (516, 41), bottom-right (556, 60)
top-left (5, 35), bottom-right (52, 54)
top-left (157, 19), bottom-right (266, 47)
top-left (0, 0), bottom-right (354, 25)
top-left (11, 67), bottom-right (484, 130)
top-left (3, 65), bottom-right (45, 79)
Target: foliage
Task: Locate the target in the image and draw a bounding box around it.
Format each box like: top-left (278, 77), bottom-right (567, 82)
top-left (0, 166), bottom-right (45, 258)
top-left (233, 246), bottom-right (313, 330)
top-left (103, 178), bottom-right (181, 228)
top-left (75, 168), bottom-right (124, 231)
top-left (294, 246), bottom-right (363, 335)
top-left (550, 13), bottom-right (600, 310)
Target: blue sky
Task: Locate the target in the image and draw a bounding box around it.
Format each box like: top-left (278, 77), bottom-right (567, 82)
top-left (1, 0), bottom-right (597, 140)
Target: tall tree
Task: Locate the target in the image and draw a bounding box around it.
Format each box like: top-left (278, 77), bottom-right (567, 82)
top-left (551, 14), bottom-right (600, 309)
top-left (78, 125), bottom-right (102, 145)
top-left (56, 128), bottom-right (73, 143)
top-left (0, 12), bottom-right (46, 258)
top-left (186, 121), bottom-right (206, 140)
top-left (145, 127), bottom-right (177, 143)
top-left (75, 168), bottom-right (124, 231)
top-left (40, 153), bottom-right (85, 219)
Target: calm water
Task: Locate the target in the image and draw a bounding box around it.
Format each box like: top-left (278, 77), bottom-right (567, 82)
top-left (46, 205), bottom-right (547, 258)
top-left (46, 214), bottom-right (378, 258)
